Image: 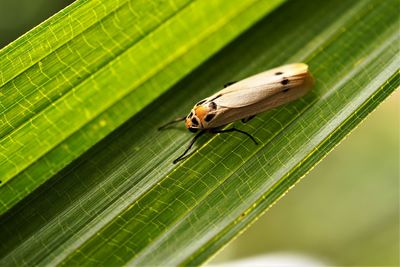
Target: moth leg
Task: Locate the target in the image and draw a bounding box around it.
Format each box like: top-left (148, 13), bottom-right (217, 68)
top-left (158, 116), bottom-right (186, 130)
top-left (241, 115), bottom-right (256, 123)
top-left (224, 81), bottom-right (237, 88)
top-left (212, 127), bottom-right (258, 145)
top-left (173, 130), bottom-right (206, 164)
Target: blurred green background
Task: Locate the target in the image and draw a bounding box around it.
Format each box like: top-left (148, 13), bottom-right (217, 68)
top-left (0, 0), bottom-right (74, 48)
top-left (1, 1), bottom-right (398, 266)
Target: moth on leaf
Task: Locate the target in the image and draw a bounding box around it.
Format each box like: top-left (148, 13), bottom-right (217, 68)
top-left (159, 63), bottom-right (314, 163)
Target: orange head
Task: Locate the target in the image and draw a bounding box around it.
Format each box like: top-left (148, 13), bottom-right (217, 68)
top-left (185, 100), bottom-right (217, 133)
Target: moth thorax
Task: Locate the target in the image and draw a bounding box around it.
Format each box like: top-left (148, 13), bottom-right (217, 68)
top-left (194, 105), bottom-right (209, 121)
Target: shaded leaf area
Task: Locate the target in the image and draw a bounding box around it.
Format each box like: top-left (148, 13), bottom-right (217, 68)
top-left (0, 0), bottom-right (399, 266)
top-left (0, 0), bottom-right (282, 213)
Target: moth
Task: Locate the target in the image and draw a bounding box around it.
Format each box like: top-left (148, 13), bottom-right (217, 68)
top-left (159, 63), bottom-right (314, 163)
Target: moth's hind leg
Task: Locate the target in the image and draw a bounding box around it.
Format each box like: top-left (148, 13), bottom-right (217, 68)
top-left (158, 116), bottom-right (186, 130)
top-left (211, 127), bottom-right (258, 145)
top-left (241, 115), bottom-right (256, 123)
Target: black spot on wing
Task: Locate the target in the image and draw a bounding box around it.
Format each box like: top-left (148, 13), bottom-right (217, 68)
top-left (204, 113), bottom-right (215, 122)
top-left (191, 117), bottom-right (199, 125)
top-left (196, 99), bottom-right (206, 106)
top-left (210, 94), bottom-right (222, 101)
top-left (209, 101), bottom-right (217, 110)
top-left (275, 71), bottom-right (283, 75)
top-left (281, 79), bottom-right (289, 85)
top-left (224, 81), bottom-right (237, 88)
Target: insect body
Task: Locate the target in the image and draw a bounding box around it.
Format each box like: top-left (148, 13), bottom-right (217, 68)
top-left (159, 63), bottom-right (314, 163)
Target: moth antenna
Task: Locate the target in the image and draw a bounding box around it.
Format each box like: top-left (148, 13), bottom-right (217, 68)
top-left (158, 116), bottom-right (186, 130)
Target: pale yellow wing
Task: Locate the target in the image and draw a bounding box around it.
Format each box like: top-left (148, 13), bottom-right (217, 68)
top-left (210, 63), bottom-right (310, 108)
top-left (204, 63), bottom-right (313, 128)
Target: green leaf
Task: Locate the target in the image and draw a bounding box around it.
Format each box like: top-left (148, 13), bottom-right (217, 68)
top-left (1, 0), bottom-right (399, 266)
top-left (0, 0), bottom-right (284, 213)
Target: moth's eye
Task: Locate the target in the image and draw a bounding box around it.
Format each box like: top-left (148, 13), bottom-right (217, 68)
top-left (209, 101), bottom-right (217, 110)
top-left (275, 71), bottom-right (283, 75)
top-left (189, 127), bottom-right (198, 133)
top-left (196, 99), bottom-right (206, 106)
top-left (191, 117), bottom-right (199, 125)
top-left (204, 113), bottom-right (215, 122)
